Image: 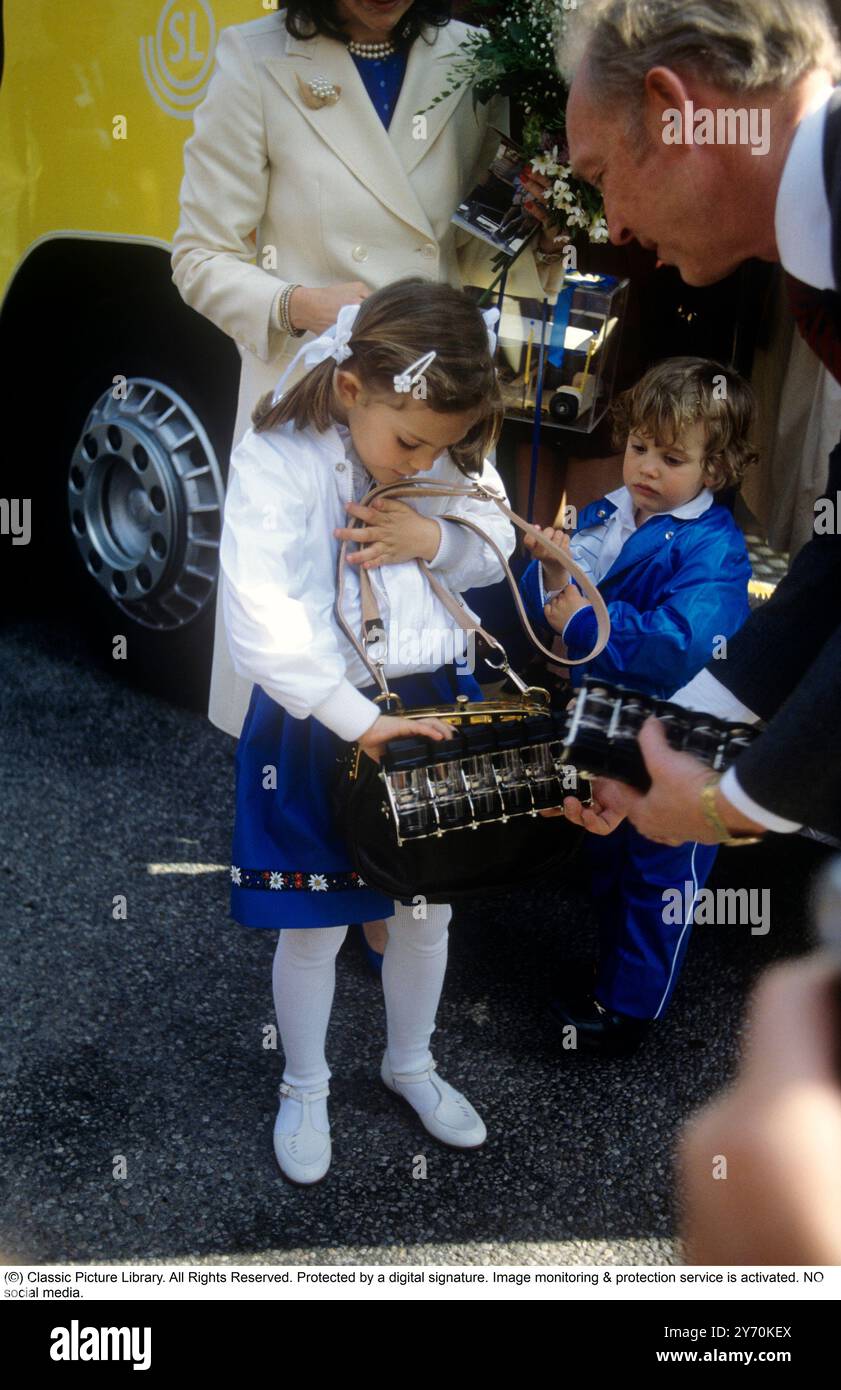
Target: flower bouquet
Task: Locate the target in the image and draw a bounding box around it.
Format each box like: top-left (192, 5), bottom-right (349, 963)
top-left (429, 0), bottom-right (608, 254)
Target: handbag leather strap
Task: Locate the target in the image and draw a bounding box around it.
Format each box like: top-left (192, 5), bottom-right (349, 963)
top-left (335, 475), bottom-right (611, 696)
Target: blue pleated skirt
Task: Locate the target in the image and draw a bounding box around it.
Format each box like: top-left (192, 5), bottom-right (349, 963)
top-left (230, 665), bottom-right (482, 929)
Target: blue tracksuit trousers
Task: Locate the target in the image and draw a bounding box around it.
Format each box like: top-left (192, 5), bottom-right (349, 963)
top-left (584, 823), bottom-right (719, 1020)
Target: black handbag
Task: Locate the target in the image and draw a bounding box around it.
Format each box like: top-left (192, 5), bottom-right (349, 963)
top-left (332, 474), bottom-right (612, 904)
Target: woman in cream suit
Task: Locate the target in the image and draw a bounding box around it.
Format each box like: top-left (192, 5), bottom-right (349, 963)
top-left (171, 0), bottom-right (563, 739)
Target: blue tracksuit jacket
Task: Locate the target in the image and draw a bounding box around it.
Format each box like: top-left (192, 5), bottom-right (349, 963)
top-left (520, 494), bottom-right (752, 698)
top-left (521, 493), bottom-right (752, 1020)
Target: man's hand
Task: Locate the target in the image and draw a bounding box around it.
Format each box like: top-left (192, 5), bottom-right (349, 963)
top-left (335, 498), bottom-right (441, 568)
top-left (596, 717), bottom-right (766, 845)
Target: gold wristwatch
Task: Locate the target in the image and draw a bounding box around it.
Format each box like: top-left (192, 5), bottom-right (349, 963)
top-left (699, 773), bottom-right (763, 846)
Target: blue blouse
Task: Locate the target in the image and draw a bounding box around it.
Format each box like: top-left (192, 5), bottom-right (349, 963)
top-left (349, 48), bottom-right (409, 129)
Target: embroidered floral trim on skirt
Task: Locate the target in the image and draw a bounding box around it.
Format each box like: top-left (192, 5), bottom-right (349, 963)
top-left (230, 665), bottom-right (482, 928)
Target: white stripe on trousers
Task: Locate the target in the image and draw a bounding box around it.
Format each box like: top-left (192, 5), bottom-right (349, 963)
top-left (652, 842), bottom-right (700, 1021)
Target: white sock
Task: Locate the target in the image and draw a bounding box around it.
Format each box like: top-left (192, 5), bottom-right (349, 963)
top-left (382, 902), bottom-right (452, 1114)
top-left (272, 924), bottom-right (346, 1135)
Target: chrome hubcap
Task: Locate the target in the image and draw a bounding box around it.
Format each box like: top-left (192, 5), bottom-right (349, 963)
top-left (68, 378), bottom-right (225, 630)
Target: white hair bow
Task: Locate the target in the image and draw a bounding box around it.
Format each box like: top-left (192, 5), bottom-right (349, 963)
top-left (269, 299), bottom-right (500, 409)
top-left (481, 305), bottom-right (501, 356)
top-left (269, 301), bottom-right (361, 407)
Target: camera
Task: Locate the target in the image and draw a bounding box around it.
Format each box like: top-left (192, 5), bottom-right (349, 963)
top-left (548, 371), bottom-right (597, 424)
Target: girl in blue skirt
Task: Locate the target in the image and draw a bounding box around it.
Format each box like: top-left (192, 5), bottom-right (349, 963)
top-left (219, 278), bottom-right (515, 1183)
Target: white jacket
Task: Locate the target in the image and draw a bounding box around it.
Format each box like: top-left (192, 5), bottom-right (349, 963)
top-left (220, 419), bottom-right (517, 743)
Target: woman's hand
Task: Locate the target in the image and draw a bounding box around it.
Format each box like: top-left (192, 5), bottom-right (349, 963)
top-left (524, 524), bottom-right (571, 591)
top-left (335, 498), bottom-right (441, 568)
top-left (358, 714), bottom-right (456, 765)
top-left (518, 168), bottom-right (567, 253)
top-left (288, 281), bottom-right (370, 335)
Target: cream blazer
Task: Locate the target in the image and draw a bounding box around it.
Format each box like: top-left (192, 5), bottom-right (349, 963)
top-left (171, 9), bottom-right (559, 737)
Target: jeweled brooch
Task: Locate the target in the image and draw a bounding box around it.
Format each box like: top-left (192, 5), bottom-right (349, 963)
top-left (296, 72), bottom-right (341, 109)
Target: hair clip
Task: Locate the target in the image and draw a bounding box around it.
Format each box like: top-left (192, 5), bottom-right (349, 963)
top-left (394, 350), bottom-right (437, 394)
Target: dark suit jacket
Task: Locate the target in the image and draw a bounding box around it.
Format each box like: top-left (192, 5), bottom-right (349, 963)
top-left (707, 89), bottom-right (841, 838)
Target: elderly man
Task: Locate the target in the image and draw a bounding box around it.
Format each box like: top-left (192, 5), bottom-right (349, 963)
top-left (544, 0), bottom-right (841, 850)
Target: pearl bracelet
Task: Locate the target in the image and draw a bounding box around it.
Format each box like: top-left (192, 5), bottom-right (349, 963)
top-left (275, 282), bottom-right (306, 338)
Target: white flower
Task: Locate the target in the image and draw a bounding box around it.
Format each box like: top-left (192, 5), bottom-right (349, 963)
top-left (308, 873), bottom-right (328, 892)
top-left (551, 179), bottom-right (576, 212)
top-left (589, 216), bottom-right (609, 243)
top-left (230, 865), bottom-right (241, 885)
top-left (269, 871), bottom-right (284, 890)
top-left (564, 205), bottom-right (589, 230)
top-left (531, 146), bottom-right (560, 177)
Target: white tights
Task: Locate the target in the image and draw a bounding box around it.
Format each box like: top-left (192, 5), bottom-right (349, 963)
top-left (272, 900), bottom-right (452, 1091)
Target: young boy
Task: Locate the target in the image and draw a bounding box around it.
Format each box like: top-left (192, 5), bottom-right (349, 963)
top-left (520, 357), bottom-right (756, 1056)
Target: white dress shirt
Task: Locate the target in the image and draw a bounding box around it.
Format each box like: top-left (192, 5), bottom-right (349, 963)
top-left (775, 85), bottom-right (836, 292)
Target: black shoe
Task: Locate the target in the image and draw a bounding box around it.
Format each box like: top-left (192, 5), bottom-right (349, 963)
top-left (548, 991), bottom-right (652, 1057)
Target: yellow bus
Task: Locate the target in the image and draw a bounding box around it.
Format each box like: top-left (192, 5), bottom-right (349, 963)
top-left (0, 0), bottom-right (257, 703)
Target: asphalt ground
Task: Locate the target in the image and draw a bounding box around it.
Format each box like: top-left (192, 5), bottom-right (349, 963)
top-left (0, 613), bottom-right (833, 1266)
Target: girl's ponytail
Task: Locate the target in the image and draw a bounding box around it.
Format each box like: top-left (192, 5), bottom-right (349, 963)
top-left (252, 357), bottom-right (337, 434)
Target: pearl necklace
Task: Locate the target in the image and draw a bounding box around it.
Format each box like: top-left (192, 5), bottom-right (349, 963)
top-left (347, 38), bottom-right (397, 59)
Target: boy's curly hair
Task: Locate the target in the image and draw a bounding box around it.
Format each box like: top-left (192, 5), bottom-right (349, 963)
top-left (610, 356), bottom-right (759, 491)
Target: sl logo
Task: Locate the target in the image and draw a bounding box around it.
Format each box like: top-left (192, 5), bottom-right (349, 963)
top-left (140, 0), bottom-right (217, 119)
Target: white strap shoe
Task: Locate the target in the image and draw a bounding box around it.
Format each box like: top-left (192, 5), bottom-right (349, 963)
top-left (381, 1053), bottom-right (487, 1149)
top-left (273, 1081), bottom-right (331, 1184)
